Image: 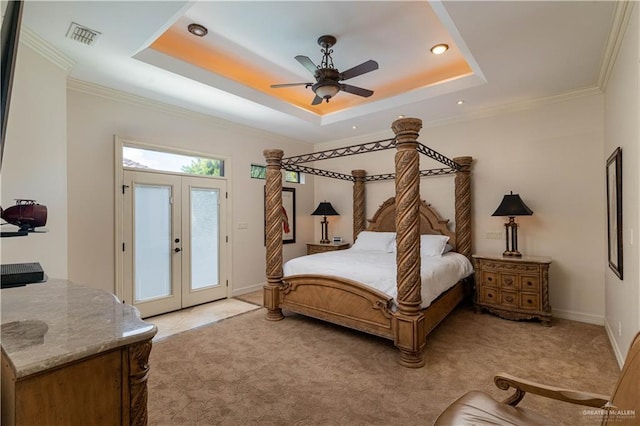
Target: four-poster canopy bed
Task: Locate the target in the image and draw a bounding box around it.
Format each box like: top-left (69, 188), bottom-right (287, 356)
top-left (263, 117), bottom-right (473, 368)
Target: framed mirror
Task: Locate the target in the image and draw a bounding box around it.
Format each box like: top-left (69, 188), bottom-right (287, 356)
top-left (606, 147), bottom-right (622, 279)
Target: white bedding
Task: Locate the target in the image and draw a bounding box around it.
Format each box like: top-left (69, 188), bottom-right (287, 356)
top-left (283, 248), bottom-right (474, 309)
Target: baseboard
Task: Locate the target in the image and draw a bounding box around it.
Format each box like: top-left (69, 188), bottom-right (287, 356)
top-left (232, 282), bottom-right (264, 297)
top-left (552, 308), bottom-right (604, 325)
top-left (604, 319), bottom-right (625, 369)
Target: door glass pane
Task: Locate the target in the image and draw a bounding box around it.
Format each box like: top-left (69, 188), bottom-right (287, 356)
top-left (191, 188), bottom-right (219, 290)
top-left (134, 184), bottom-right (172, 301)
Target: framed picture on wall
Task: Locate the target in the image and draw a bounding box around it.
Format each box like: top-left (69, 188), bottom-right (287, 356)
top-left (606, 147), bottom-right (622, 279)
top-left (281, 187), bottom-right (296, 244)
top-left (264, 187), bottom-right (296, 245)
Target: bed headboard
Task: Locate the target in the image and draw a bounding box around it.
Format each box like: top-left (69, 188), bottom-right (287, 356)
top-left (366, 197), bottom-right (456, 249)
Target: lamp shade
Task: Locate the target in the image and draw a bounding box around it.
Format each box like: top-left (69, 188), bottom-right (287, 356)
top-left (311, 202), bottom-right (339, 216)
top-left (491, 192), bottom-right (533, 217)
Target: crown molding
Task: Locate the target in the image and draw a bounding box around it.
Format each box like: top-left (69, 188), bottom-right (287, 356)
top-left (66, 78), bottom-right (304, 144)
top-left (67, 78), bottom-right (208, 121)
top-left (598, 0), bottom-right (636, 91)
top-left (315, 86), bottom-right (603, 151)
top-left (422, 86), bottom-right (603, 130)
top-left (19, 27), bottom-right (75, 72)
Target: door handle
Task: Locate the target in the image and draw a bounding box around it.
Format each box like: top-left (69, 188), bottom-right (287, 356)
top-left (174, 247), bottom-right (181, 253)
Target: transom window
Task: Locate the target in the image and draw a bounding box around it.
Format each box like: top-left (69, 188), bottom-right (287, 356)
top-left (250, 164), bottom-right (301, 183)
top-left (123, 146), bottom-right (224, 177)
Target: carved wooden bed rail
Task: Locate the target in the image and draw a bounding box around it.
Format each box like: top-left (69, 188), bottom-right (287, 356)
top-left (263, 117), bottom-right (473, 367)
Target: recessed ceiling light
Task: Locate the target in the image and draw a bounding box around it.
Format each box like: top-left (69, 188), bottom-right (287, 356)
top-left (457, 100), bottom-right (464, 105)
top-left (430, 44), bottom-right (449, 55)
top-left (352, 126), bottom-right (358, 130)
top-left (398, 115), bottom-right (405, 119)
top-left (188, 23), bottom-right (208, 37)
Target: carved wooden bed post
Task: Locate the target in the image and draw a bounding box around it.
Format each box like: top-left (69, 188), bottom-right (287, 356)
top-left (263, 149), bottom-right (285, 321)
top-left (352, 169), bottom-right (367, 242)
top-left (391, 117), bottom-right (425, 368)
top-left (453, 156), bottom-right (473, 260)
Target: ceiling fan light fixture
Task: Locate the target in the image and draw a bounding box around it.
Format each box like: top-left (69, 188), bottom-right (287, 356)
top-left (313, 81), bottom-right (340, 101)
top-left (430, 43), bottom-right (449, 55)
top-left (188, 23), bottom-right (208, 37)
top-left (271, 35), bottom-right (378, 105)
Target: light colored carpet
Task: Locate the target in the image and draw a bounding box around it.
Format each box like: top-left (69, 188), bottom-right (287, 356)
top-left (148, 304), bottom-right (619, 425)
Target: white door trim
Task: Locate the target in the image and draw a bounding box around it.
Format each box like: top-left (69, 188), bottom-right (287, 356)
top-left (114, 136), bottom-right (233, 304)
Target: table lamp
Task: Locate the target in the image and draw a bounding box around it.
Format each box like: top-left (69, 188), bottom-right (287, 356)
top-left (311, 201), bottom-right (339, 244)
top-left (492, 191), bottom-right (533, 257)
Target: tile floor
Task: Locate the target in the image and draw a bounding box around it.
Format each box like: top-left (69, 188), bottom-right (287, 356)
top-left (147, 297), bottom-right (262, 341)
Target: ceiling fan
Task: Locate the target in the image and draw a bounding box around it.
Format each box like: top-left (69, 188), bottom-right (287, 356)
top-left (270, 35), bottom-right (379, 105)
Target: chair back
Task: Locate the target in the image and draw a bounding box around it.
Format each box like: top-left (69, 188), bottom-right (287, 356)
top-left (603, 331), bottom-right (640, 425)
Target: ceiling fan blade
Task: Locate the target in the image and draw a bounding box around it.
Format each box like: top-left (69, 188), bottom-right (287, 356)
top-left (311, 95), bottom-right (323, 105)
top-left (341, 84), bottom-right (374, 98)
top-left (270, 83), bottom-right (312, 88)
top-left (295, 55), bottom-right (319, 75)
top-left (339, 60), bottom-right (379, 81)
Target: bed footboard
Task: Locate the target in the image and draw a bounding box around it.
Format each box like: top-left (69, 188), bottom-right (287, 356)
top-left (279, 274), bottom-right (396, 339)
top-left (274, 276), bottom-right (465, 351)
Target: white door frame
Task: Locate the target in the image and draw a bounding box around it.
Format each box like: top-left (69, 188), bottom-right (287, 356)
top-left (114, 136), bottom-right (233, 306)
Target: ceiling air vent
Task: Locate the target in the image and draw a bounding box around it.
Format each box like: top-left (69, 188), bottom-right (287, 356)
top-left (65, 22), bottom-right (101, 46)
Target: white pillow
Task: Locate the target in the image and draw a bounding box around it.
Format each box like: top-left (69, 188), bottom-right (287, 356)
top-left (351, 231), bottom-right (396, 252)
top-left (386, 234), bottom-right (450, 256)
top-left (420, 234), bottom-right (450, 257)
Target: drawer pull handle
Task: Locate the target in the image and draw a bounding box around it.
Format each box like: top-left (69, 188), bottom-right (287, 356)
top-left (505, 296), bottom-right (514, 303)
top-left (526, 281), bottom-right (532, 286)
top-left (488, 277), bottom-right (493, 282)
top-left (504, 278), bottom-right (513, 285)
top-left (488, 294), bottom-right (493, 298)
top-left (527, 299), bottom-right (533, 304)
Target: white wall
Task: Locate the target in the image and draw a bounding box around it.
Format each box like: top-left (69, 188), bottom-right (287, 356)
top-left (316, 93), bottom-right (606, 325)
top-left (66, 83), bottom-right (314, 295)
top-left (1, 44), bottom-right (69, 279)
top-left (604, 3), bottom-right (640, 364)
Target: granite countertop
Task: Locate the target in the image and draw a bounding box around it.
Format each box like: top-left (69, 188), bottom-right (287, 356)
top-left (1, 279), bottom-right (157, 378)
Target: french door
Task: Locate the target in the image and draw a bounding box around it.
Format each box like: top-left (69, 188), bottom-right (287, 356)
top-left (122, 170), bottom-right (228, 318)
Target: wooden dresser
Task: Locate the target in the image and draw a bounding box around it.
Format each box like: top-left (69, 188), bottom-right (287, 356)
top-left (1, 280), bottom-right (157, 425)
top-left (306, 242), bottom-right (350, 255)
top-left (473, 254), bottom-right (552, 326)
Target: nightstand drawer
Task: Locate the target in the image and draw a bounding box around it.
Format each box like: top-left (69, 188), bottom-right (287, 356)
top-left (306, 242), bottom-right (350, 255)
top-left (501, 274), bottom-right (518, 290)
top-left (521, 275), bottom-right (540, 292)
top-left (482, 261), bottom-right (540, 274)
top-left (481, 271), bottom-right (499, 287)
top-left (500, 291), bottom-right (518, 307)
top-left (480, 287), bottom-right (499, 305)
top-left (520, 293), bottom-right (540, 310)
top-left (308, 245), bottom-right (330, 255)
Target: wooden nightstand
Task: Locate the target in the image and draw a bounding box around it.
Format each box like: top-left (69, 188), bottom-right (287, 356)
top-left (306, 242), bottom-right (350, 255)
top-left (473, 254), bottom-right (552, 326)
